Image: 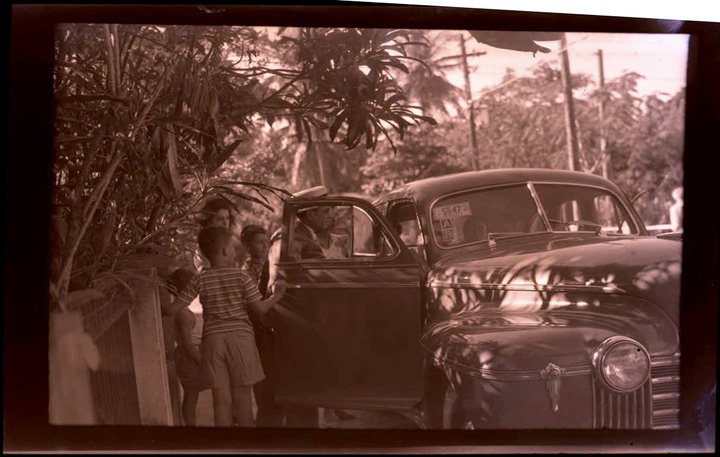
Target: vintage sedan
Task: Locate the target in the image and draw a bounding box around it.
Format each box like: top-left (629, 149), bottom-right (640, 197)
top-left (267, 168), bottom-right (681, 430)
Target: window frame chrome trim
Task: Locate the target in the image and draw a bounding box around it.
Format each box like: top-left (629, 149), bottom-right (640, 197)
top-left (426, 181), bottom-right (644, 252)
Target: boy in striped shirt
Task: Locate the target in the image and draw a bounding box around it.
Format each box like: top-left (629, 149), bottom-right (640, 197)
top-left (172, 226), bottom-right (286, 427)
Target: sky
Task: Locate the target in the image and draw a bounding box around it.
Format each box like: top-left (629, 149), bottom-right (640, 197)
top-left (341, 1), bottom-right (697, 99)
top-left (444, 32), bottom-right (689, 100)
top-left (263, 27), bottom-right (689, 100)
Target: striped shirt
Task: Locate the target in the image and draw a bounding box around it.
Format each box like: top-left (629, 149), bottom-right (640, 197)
top-left (175, 267), bottom-right (262, 337)
top-left (242, 258), bottom-right (265, 287)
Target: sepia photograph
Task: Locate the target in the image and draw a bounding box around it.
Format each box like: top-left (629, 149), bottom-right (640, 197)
top-left (4, 3), bottom-right (718, 454)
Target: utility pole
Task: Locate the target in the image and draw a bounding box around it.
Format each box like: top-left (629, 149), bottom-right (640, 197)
top-left (596, 49), bottom-right (609, 179)
top-left (559, 34), bottom-right (581, 171)
top-left (459, 33), bottom-right (480, 171)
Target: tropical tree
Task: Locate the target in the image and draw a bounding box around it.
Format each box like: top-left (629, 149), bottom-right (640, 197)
top-left (51, 24), bottom-right (436, 307)
top-left (397, 29), bottom-right (465, 118)
top-left (360, 121), bottom-right (469, 197)
top-left (576, 71), bottom-right (684, 224)
top-left (577, 71), bottom-right (645, 178)
top-left (476, 63), bottom-right (594, 169)
top-left (614, 89), bottom-right (685, 224)
top-left (477, 64), bottom-right (683, 225)
top-left (273, 27), bottom-right (437, 151)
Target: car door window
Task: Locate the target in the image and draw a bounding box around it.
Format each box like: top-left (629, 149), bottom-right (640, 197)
top-left (352, 206), bottom-right (394, 258)
top-left (386, 200), bottom-right (427, 261)
top-left (287, 203), bottom-right (396, 261)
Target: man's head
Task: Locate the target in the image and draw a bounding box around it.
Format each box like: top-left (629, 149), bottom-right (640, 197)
top-left (198, 226), bottom-right (235, 266)
top-left (168, 268), bottom-right (196, 296)
top-left (200, 198), bottom-right (235, 229)
top-left (240, 225), bottom-right (269, 260)
top-left (298, 206), bottom-right (331, 232)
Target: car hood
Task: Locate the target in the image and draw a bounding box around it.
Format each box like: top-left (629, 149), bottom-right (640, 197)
top-left (421, 305), bottom-right (679, 376)
top-left (430, 235), bottom-right (682, 324)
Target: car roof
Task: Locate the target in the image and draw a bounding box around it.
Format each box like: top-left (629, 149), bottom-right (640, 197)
top-left (374, 168), bottom-right (623, 206)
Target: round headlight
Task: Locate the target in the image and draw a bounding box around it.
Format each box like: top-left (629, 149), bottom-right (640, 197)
top-left (593, 336), bottom-right (650, 393)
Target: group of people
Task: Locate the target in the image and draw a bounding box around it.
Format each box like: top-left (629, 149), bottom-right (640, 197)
top-left (162, 197), bottom-right (285, 427)
top-left (161, 196), bottom-right (354, 427)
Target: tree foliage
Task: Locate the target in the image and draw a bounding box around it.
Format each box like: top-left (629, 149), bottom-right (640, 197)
top-left (277, 27), bottom-right (437, 152)
top-left (398, 30), bottom-right (465, 118)
top-left (613, 89), bottom-right (685, 224)
top-left (51, 24), bottom-right (685, 307)
top-left (51, 24), bottom-right (436, 304)
top-left (361, 122), bottom-right (469, 197)
top-left (477, 64), bottom-right (589, 169)
top-left (472, 64), bottom-right (683, 225)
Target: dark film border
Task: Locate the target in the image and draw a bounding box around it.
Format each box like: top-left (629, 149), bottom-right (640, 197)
top-left (4, 3), bottom-right (718, 453)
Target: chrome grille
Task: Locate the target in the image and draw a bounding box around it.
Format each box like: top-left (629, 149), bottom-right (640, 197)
top-left (592, 379), bottom-right (652, 429)
top-left (651, 359), bottom-right (680, 429)
top-left (592, 354), bottom-right (680, 429)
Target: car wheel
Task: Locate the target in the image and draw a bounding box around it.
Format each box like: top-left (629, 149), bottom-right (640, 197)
top-left (442, 381), bottom-right (475, 429)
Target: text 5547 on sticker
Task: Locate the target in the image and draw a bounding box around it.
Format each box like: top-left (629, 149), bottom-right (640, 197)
top-left (433, 202), bottom-right (472, 220)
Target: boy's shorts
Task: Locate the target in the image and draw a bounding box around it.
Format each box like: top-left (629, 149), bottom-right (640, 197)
top-left (200, 331), bottom-right (265, 390)
top-left (175, 346), bottom-right (203, 391)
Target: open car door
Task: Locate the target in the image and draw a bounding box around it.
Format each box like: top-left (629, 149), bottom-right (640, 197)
top-left (269, 196), bottom-right (424, 412)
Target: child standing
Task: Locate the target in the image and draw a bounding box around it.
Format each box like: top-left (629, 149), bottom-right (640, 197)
top-left (170, 226), bottom-right (286, 427)
top-left (168, 268), bottom-right (205, 426)
top-left (240, 225), bottom-right (285, 427)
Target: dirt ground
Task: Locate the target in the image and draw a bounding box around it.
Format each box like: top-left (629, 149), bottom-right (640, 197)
top-left (193, 389), bottom-right (416, 429)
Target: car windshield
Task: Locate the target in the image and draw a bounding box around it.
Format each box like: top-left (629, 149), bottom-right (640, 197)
top-left (430, 183), bottom-right (639, 248)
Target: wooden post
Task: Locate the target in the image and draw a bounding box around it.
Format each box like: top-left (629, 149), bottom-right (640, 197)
top-left (127, 268), bottom-right (174, 425)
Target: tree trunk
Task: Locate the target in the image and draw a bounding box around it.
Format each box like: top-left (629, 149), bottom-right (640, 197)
top-left (291, 142), bottom-right (309, 189)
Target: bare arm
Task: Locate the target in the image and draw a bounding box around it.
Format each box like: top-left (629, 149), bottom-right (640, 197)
top-left (166, 277), bottom-right (199, 317)
top-left (248, 280), bottom-right (287, 317)
top-left (176, 309), bottom-right (202, 364)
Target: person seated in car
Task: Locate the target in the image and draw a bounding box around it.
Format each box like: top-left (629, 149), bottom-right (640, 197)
top-left (316, 208), bottom-right (350, 259)
top-left (291, 206), bottom-right (331, 261)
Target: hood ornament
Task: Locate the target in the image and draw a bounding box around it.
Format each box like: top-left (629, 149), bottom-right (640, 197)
top-left (539, 363), bottom-right (566, 412)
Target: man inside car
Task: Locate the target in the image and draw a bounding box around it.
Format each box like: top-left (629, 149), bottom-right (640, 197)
top-left (291, 206), bottom-right (331, 261)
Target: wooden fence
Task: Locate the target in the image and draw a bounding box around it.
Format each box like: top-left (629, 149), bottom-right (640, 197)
top-left (66, 269), bottom-right (174, 425)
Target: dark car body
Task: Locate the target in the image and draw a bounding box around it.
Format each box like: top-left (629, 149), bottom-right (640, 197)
top-left (269, 169), bottom-right (681, 429)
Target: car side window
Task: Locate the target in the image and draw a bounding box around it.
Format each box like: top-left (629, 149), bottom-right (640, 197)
top-left (288, 203), bottom-right (395, 261)
top-left (386, 202), bottom-right (421, 245)
top-left (386, 200), bottom-right (427, 261)
top-left (352, 206), bottom-right (394, 258)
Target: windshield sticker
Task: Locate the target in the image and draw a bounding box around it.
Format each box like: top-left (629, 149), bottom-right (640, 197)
top-left (441, 218), bottom-right (455, 242)
top-left (433, 202), bottom-right (472, 220)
